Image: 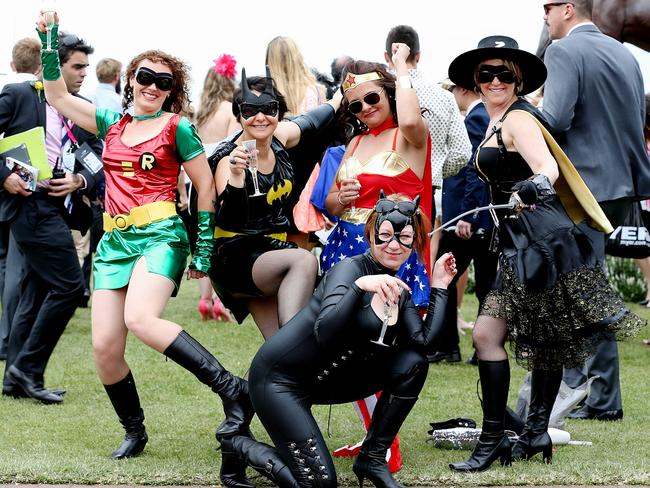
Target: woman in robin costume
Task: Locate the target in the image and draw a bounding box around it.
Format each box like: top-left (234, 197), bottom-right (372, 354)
top-left (37, 13), bottom-right (252, 465)
top-left (208, 67), bottom-right (341, 340)
top-left (220, 194), bottom-right (456, 488)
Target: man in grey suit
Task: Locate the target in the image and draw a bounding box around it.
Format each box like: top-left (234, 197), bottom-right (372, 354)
top-left (542, 0), bottom-right (650, 420)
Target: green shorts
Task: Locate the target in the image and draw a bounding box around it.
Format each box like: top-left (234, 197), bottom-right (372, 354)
top-left (93, 215), bottom-right (190, 293)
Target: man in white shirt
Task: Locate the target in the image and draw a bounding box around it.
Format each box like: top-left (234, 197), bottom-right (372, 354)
top-left (89, 57), bottom-right (122, 113)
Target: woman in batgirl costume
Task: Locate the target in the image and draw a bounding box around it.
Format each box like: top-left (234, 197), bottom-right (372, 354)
top-left (208, 67), bottom-right (341, 340)
top-left (220, 194), bottom-right (456, 488)
top-left (37, 13), bottom-right (252, 466)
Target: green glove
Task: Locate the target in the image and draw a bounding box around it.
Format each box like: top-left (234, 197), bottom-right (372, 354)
top-left (36, 23), bottom-right (61, 80)
top-left (189, 211), bottom-right (215, 274)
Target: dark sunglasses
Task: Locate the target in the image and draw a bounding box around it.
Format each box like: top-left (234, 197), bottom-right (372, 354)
top-left (135, 67), bottom-right (174, 91)
top-left (477, 66), bottom-right (517, 84)
top-left (239, 101), bottom-right (280, 119)
top-left (60, 34), bottom-right (81, 48)
top-left (348, 88), bottom-right (384, 114)
top-left (543, 2), bottom-right (572, 14)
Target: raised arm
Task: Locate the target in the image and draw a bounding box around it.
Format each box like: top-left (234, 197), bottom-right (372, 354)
top-left (390, 43), bottom-right (428, 151)
top-left (275, 90), bottom-right (342, 149)
top-left (36, 14), bottom-right (98, 134)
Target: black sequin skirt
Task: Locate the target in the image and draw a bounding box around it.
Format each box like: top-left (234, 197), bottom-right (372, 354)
top-left (480, 197), bottom-right (645, 370)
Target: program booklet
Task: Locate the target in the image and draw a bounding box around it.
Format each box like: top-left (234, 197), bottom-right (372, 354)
top-left (5, 156), bottom-right (39, 191)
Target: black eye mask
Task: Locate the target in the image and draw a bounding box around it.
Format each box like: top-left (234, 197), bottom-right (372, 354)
top-left (373, 191), bottom-right (420, 248)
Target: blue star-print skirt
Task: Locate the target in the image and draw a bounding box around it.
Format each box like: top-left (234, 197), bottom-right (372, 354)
top-left (320, 219), bottom-right (430, 307)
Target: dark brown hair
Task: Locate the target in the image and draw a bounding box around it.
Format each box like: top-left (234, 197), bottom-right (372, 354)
top-left (338, 60), bottom-right (397, 142)
top-left (122, 50), bottom-right (191, 114)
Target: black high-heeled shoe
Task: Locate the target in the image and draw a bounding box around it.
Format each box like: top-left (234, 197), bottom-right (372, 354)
top-left (353, 452), bottom-right (404, 488)
top-left (449, 430), bottom-right (512, 473)
top-left (511, 369), bottom-right (561, 464)
top-left (511, 431), bottom-right (552, 463)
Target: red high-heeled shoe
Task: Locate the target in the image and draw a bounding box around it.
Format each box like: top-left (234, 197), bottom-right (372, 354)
top-left (198, 297), bottom-right (214, 321)
top-left (213, 296), bottom-right (233, 322)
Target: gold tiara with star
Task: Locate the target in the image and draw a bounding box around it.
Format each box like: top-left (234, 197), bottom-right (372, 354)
top-left (341, 71), bottom-right (383, 92)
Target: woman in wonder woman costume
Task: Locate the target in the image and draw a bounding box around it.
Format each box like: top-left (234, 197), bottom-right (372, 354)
top-left (208, 68), bottom-right (341, 340)
top-left (321, 45), bottom-right (432, 471)
top-left (220, 194), bottom-right (456, 488)
top-left (37, 13), bottom-right (251, 466)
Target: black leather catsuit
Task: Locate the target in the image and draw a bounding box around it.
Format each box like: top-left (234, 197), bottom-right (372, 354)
top-left (244, 251), bottom-right (447, 488)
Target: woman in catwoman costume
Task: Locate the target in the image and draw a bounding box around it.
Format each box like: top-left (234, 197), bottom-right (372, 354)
top-left (220, 193), bottom-right (457, 488)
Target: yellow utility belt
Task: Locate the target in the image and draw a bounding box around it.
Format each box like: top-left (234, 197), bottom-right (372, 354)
top-left (213, 226), bottom-right (287, 241)
top-left (103, 201), bottom-right (177, 232)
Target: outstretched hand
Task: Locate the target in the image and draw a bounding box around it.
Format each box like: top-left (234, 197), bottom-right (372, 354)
top-left (355, 274), bottom-right (411, 304)
top-left (431, 252), bottom-right (457, 289)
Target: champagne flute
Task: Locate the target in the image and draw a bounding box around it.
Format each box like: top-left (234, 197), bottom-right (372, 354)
top-left (343, 158), bottom-right (359, 216)
top-left (42, 2), bottom-right (56, 52)
top-left (242, 140), bottom-right (264, 196)
top-left (370, 301), bottom-right (392, 347)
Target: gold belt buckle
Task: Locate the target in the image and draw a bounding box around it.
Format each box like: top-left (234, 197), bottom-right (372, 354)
top-left (113, 214), bottom-right (130, 230)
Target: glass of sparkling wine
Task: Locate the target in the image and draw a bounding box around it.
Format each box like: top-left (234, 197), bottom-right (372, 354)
top-left (370, 301), bottom-right (392, 347)
top-left (42, 4), bottom-right (56, 51)
top-left (242, 140), bottom-right (264, 196)
top-left (344, 158), bottom-right (358, 216)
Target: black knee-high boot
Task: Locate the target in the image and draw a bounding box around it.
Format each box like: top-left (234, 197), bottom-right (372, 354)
top-left (512, 368), bottom-right (561, 463)
top-left (164, 331), bottom-right (255, 487)
top-left (104, 370), bottom-right (148, 460)
top-left (353, 394), bottom-right (418, 488)
top-left (222, 435), bottom-right (301, 488)
top-left (449, 359), bottom-right (512, 472)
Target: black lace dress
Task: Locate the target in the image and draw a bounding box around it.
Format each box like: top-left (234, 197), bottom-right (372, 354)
top-left (474, 101), bottom-right (643, 370)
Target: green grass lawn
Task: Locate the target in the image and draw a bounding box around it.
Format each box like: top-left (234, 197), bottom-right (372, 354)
top-left (1, 284), bottom-right (649, 485)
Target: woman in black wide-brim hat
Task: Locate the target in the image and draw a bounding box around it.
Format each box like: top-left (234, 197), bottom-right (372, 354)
top-left (445, 35), bottom-right (643, 473)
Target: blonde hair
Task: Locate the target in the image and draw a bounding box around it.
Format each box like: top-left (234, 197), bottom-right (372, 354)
top-left (11, 38), bottom-right (41, 74)
top-left (265, 36), bottom-right (319, 116)
top-left (195, 67), bottom-right (238, 129)
top-left (96, 58), bottom-right (122, 83)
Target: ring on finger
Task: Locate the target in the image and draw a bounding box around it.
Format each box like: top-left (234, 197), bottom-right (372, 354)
top-left (229, 155), bottom-right (236, 164)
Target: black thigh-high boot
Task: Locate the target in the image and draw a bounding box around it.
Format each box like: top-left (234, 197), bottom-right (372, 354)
top-left (449, 359), bottom-right (512, 472)
top-left (512, 368), bottom-right (561, 463)
top-left (164, 331), bottom-right (255, 487)
top-left (353, 393), bottom-right (418, 488)
top-left (222, 435), bottom-right (301, 488)
top-left (104, 370), bottom-right (148, 459)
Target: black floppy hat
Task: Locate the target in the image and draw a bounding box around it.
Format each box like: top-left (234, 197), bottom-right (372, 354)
top-left (448, 35), bottom-right (547, 95)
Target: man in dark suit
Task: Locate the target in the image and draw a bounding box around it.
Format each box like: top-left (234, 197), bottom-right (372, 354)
top-left (542, 0), bottom-right (650, 420)
top-left (428, 80), bottom-right (497, 363)
top-left (0, 32), bottom-right (104, 404)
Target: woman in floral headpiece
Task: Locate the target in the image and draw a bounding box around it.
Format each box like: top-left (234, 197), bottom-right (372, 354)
top-left (194, 54), bottom-right (241, 321)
